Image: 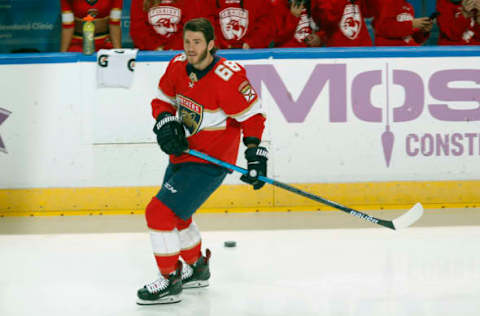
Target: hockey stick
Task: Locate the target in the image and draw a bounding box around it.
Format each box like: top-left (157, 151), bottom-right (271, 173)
top-left (186, 149), bottom-right (423, 230)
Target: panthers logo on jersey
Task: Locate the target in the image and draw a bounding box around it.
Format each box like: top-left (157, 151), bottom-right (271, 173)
top-left (148, 6), bottom-right (181, 36)
top-left (339, 4), bottom-right (362, 40)
top-left (177, 95), bottom-right (203, 136)
top-left (219, 7), bottom-right (249, 40)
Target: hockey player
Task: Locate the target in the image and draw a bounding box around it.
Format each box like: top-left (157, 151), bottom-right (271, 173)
top-left (211, 0), bottom-right (274, 49)
top-left (436, 0), bottom-right (480, 45)
top-left (130, 0), bottom-right (214, 51)
top-left (373, 0), bottom-right (433, 46)
top-left (60, 0), bottom-right (123, 52)
top-left (310, 0), bottom-right (373, 47)
top-left (136, 17), bottom-right (267, 305)
top-left (271, 0), bottom-right (324, 48)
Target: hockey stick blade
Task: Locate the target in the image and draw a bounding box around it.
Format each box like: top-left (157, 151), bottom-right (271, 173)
top-left (186, 149), bottom-right (423, 230)
top-left (391, 202), bottom-right (424, 230)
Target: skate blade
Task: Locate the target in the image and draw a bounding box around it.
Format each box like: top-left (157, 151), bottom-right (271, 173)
top-left (182, 280), bottom-right (209, 289)
top-left (136, 295), bottom-right (181, 305)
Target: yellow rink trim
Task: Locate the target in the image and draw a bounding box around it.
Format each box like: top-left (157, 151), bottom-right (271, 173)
top-left (1, 180), bottom-right (479, 217)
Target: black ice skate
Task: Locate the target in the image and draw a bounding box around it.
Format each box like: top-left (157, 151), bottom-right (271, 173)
top-left (136, 262), bottom-right (183, 305)
top-left (182, 249), bottom-right (211, 289)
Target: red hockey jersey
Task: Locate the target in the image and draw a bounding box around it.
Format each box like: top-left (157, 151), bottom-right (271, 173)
top-left (271, 0), bottom-right (321, 47)
top-left (436, 0), bottom-right (480, 45)
top-left (374, 0), bottom-right (429, 46)
top-left (211, 0), bottom-right (274, 49)
top-left (60, 0), bottom-right (122, 28)
top-left (151, 54), bottom-right (266, 165)
top-left (130, 0), bottom-right (211, 50)
top-left (310, 0), bottom-right (372, 47)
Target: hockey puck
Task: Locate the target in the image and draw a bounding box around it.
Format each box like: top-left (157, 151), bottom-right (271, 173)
top-left (224, 241), bottom-right (237, 248)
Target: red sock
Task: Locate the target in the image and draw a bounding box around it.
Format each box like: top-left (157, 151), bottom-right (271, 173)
top-left (181, 242), bottom-right (202, 265)
top-left (154, 254), bottom-right (179, 276)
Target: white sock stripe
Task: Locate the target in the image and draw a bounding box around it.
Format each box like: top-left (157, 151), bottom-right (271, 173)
top-left (150, 229), bottom-right (180, 255)
top-left (179, 222), bottom-right (201, 250)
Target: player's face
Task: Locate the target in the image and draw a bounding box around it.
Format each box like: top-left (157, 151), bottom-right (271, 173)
top-left (184, 30), bottom-right (213, 70)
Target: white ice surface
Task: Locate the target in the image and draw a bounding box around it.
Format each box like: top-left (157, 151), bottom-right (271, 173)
top-left (0, 226), bottom-right (479, 316)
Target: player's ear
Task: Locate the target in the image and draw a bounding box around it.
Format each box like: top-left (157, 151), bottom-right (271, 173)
top-left (207, 40), bottom-right (214, 52)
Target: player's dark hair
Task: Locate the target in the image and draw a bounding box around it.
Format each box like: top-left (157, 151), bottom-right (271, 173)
top-left (183, 18), bottom-right (217, 55)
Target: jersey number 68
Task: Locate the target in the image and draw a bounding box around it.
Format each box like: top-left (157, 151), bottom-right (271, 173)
top-left (215, 60), bottom-right (241, 81)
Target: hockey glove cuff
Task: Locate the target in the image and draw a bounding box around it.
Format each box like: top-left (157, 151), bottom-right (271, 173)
top-left (153, 112), bottom-right (188, 156)
top-left (240, 146), bottom-right (268, 190)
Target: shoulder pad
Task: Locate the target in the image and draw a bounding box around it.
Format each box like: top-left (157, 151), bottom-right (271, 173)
top-left (172, 53), bottom-right (187, 63)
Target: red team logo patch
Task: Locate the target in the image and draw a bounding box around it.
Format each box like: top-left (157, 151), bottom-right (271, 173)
top-left (219, 8), bottom-right (249, 40)
top-left (177, 95), bottom-right (203, 136)
top-left (148, 6), bottom-right (181, 36)
top-left (340, 4), bottom-right (362, 40)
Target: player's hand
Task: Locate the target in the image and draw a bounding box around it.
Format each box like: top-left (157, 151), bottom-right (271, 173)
top-left (240, 146), bottom-right (268, 190)
top-left (462, 0), bottom-right (476, 17)
top-left (422, 19), bottom-right (434, 32)
top-left (412, 17), bottom-right (432, 31)
top-left (463, 0), bottom-right (475, 11)
top-left (153, 112), bottom-right (188, 156)
top-left (304, 33), bottom-right (322, 47)
top-left (242, 42), bottom-right (250, 49)
top-left (143, 0), bottom-right (152, 11)
top-left (290, 1), bottom-right (304, 18)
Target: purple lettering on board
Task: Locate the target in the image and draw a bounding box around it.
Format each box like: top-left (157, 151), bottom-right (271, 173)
top-left (421, 133), bottom-right (434, 156)
top-left (451, 133), bottom-right (464, 156)
top-left (406, 134), bottom-right (419, 156)
top-left (393, 70), bottom-right (424, 122)
top-left (246, 64), bottom-right (347, 123)
top-left (0, 107), bottom-right (11, 153)
top-left (464, 133), bottom-right (477, 155)
top-left (436, 134), bottom-right (449, 156)
top-left (352, 70), bottom-right (382, 122)
top-left (429, 70), bottom-right (480, 121)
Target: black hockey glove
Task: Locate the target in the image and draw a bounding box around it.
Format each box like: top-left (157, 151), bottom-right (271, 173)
top-left (153, 112), bottom-right (188, 156)
top-left (240, 146), bottom-right (268, 190)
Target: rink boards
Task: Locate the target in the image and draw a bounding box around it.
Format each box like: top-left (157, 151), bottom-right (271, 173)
top-left (0, 47), bottom-right (479, 215)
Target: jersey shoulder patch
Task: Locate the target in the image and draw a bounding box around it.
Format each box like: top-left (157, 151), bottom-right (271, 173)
top-left (238, 79), bottom-right (257, 103)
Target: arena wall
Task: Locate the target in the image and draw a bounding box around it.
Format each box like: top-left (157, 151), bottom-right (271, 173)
top-left (0, 47), bottom-right (479, 216)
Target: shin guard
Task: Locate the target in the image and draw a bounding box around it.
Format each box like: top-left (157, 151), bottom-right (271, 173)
top-left (145, 197), bottom-right (181, 275)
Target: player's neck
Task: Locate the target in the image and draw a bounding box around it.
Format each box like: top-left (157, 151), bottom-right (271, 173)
top-left (192, 54), bottom-right (214, 71)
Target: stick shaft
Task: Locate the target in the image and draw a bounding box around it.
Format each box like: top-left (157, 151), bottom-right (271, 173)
top-left (187, 149), bottom-right (395, 230)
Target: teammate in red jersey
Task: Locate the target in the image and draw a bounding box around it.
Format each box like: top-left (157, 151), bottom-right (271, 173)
top-left (130, 0), bottom-right (214, 51)
top-left (136, 18), bottom-right (267, 305)
top-left (60, 0), bottom-right (122, 52)
top-left (210, 0), bottom-right (274, 49)
top-left (310, 0), bottom-right (372, 47)
top-left (374, 0), bottom-right (432, 46)
top-left (271, 0), bottom-right (324, 48)
top-left (437, 0), bottom-right (480, 45)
